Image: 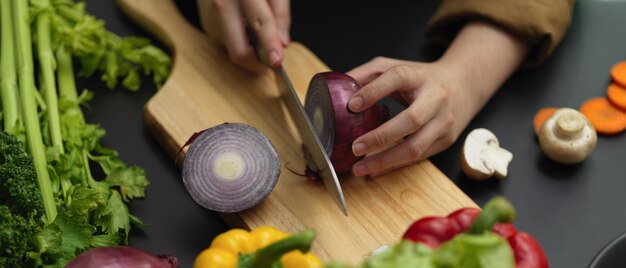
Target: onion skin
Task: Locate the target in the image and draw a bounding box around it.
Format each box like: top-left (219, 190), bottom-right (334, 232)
top-left (305, 72), bottom-right (386, 174)
top-left (66, 246), bottom-right (178, 268)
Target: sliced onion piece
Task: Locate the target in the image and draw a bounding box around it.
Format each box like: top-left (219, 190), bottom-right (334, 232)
top-left (182, 123), bottom-right (280, 213)
top-left (304, 72), bottom-right (386, 174)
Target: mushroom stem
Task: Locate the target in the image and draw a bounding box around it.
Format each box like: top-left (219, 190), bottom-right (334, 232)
top-left (554, 110), bottom-right (584, 139)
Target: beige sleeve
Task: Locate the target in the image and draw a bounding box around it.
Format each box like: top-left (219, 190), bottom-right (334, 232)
top-left (427, 0), bottom-right (576, 67)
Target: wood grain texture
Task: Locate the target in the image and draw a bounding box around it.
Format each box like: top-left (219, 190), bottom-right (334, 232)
top-left (118, 0), bottom-right (477, 264)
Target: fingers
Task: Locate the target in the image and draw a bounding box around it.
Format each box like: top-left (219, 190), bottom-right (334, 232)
top-left (347, 57), bottom-right (395, 85)
top-left (241, 0), bottom-right (284, 67)
top-left (209, 0), bottom-right (290, 71)
top-left (214, 0), bottom-right (267, 72)
top-left (348, 65), bottom-right (425, 113)
top-left (268, 0), bottom-right (291, 46)
top-left (352, 116), bottom-right (453, 177)
top-left (352, 95), bottom-right (438, 157)
top-left (198, 0), bottom-right (222, 40)
top-left (347, 57), bottom-right (417, 85)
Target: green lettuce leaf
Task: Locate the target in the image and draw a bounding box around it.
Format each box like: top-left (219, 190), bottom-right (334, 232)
top-left (434, 232), bottom-right (515, 268)
top-left (364, 242), bottom-right (434, 268)
top-left (328, 231), bottom-right (515, 268)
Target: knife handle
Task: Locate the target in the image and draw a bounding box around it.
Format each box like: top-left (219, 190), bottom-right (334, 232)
top-left (246, 27), bottom-right (271, 67)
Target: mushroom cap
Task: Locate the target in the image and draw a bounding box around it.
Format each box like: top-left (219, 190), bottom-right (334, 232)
top-left (461, 128), bottom-right (513, 180)
top-left (538, 108), bottom-right (597, 164)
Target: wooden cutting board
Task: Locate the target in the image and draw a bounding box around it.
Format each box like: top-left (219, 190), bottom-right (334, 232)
top-left (118, 0), bottom-right (476, 264)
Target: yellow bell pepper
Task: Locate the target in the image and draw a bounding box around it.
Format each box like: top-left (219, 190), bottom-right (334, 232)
top-left (281, 250), bottom-right (324, 267)
top-left (194, 226), bottom-right (322, 268)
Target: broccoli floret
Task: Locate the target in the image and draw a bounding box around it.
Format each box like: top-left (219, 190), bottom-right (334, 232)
top-left (0, 131), bottom-right (44, 219)
top-left (0, 132), bottom-right (45, 266)
top-left (0, 206), bottom-right (35, 267)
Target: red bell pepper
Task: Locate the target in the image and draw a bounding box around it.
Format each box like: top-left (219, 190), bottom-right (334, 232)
top-left (402, 197), bottom-right (549, 268)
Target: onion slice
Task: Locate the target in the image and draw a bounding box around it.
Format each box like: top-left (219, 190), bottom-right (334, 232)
top-left (182, 123), bottom-right (280, 213)
top-left (304, 72), bottom-right (386, 174)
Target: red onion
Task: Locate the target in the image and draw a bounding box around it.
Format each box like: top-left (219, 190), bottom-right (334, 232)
top-left (182, 123), bottom-right (280, 213)
top-left (66, 246), bottom-right (178, 268)
top-left (304, 72), bottom-right (386, 174)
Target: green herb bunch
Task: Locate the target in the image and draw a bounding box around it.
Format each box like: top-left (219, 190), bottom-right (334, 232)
top-left (0, 0), bottom-right (170, 266)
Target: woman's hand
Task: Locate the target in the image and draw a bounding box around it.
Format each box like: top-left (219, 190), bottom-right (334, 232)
top-left (198, 0), bottom-right (291, 72)
top-left (347, 21), bottom-right (529, 177)
top-left (347, 58), bottom-right (474, 177)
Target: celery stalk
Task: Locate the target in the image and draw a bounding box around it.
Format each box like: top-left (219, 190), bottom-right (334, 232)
top-left (0, 0), bottom-right (19, 134)
top-left (33, 0), bottom-right (64, 154)
top-left (13, 0), bottom-right (57, 222)
top-left (57, 47), bottom-right (80, 112)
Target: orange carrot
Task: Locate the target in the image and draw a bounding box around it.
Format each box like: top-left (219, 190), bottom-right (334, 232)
top-left (611, 61), bottom-right (626, 88)
top-left (579, 97), bottom-right (626, 135)
top-left (533, 107), bottom-right (557, 135)
top-left (607, 83), bottom-right (626, 111)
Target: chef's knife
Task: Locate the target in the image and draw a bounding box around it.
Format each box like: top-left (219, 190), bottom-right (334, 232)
top-left (274, 66), bottom-right (348, 216)
top-left (247, 30), bottom-right (347, 215)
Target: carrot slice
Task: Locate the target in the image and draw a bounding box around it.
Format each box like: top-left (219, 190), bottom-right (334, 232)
top-left (612, 61), bottom-right (626, 88)
top-left (607, 83), bottom-right (626, 111)
top-left (533, 107), bottom-right (557, 134)
top-left (579, 97), bottom-right (626, 135)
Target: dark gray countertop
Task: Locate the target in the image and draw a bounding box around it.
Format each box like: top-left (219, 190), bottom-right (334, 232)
top-left (83, 1), bottom-right (626, 267)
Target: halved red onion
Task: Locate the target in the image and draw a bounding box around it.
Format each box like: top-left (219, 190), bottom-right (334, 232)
top-left (304, 72), bottom-right (386, 174)
top-left (182, 123), bottom-right (280, 213)
top-left (66, 246), bottom-right (178, 268)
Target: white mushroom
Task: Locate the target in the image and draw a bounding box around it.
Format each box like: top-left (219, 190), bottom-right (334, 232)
top-left (538, 108), bottom-right (597, 164)
top-left (461, 128), bottom-right (513, 180)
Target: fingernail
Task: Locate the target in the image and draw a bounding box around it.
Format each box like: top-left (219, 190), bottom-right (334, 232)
top-left (353, 163), bottom-right (366, 177)
top-left (348, 96), bottom-right (363, 111)
top-left (353, 142), bottom-right (367, 156)
top-left (280, 31), bottom-right (290, 46)
top-left (269, 50), bottom-right (280, 66)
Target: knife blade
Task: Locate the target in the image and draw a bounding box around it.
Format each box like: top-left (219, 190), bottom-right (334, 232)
top-left (274, 66), bottom-right (348, 215)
